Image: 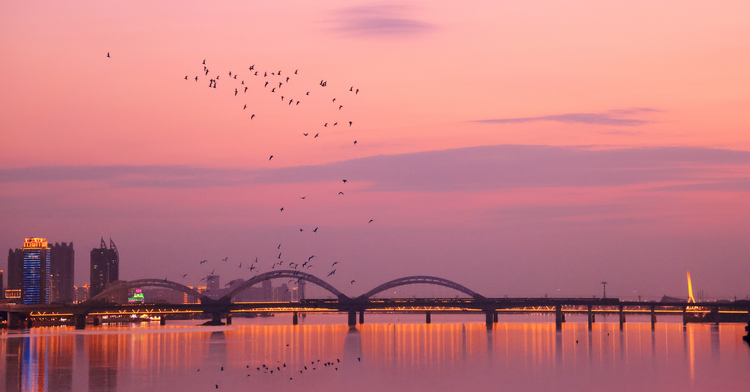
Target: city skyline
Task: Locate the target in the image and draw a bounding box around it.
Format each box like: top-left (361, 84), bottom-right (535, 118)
top-left (2, 1), bottom-right (750, 300)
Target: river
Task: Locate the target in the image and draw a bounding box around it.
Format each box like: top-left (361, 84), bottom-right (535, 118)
top-left (2, 313), bottom-right (749, 392)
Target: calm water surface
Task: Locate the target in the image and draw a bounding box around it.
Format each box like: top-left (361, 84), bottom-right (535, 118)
top-left (1, 314), bottom-right (749, 392)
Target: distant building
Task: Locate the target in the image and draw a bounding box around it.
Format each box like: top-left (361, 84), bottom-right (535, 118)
top-left (0, 270), bottom-right (3, 299)
top-left (74, 284), bottom-right (90, 304)
top-left (21, 238), bottom-right (52, 304)
top-left (206, 275), bottom-right (220, 294)
top-left (90, 238), bottom-right (119, 298)
top-left (7, 248), bottom-right (23, 290)
top-left (50, 242), bottom-right (74, 304)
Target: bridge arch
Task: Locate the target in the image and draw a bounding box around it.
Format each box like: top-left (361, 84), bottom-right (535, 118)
top-left (358, 276), bottom-right (484, 300)
top-left (87, 279), bottom-right (211, 304)
top-left (221, 270), bottom-right (349, 301)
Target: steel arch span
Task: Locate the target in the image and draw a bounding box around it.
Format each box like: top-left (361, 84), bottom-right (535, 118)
top-left (221, 270), bottom-right (349, 301)
top-left (358, 276), bottom-right (484, 300)
top-left (87, 279), bottom-right (211, 304)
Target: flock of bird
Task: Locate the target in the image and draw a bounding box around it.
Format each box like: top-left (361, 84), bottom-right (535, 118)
top-left (199, 353), bottom-right (362, 388)
top-left (165, 55), bottom-right (376, 291)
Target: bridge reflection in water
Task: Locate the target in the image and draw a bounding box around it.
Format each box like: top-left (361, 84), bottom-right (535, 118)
top-left (1, 318), bottom-right (748, 392)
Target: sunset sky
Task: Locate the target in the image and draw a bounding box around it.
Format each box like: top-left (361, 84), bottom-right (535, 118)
top-left (2, 1), bottom-right (749, 300)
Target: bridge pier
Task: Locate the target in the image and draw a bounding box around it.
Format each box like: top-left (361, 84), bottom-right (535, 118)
top-left (7, 312), bottom-right (23, 330)
top-left (74, 314), bottom-right (86, 330)
top-left (711, 307), bottom-right (720, 325)
top-left (93, 316), bottom-right (100, 327)
top-left (683, 306), bottom-right (688, 326)
top-left (25, 317), bottom-right (33, 329)
top-left (555, 304), bottom-right (563, 330)
top-left (293, 312), bottom-right (298, 325)
top-left (359, 311), bottom-right (365, 324)
top-left (587, 305), bottom-right (594, 329)
top-left (426, 311), bottom-right (431, 324)
top-left (650, 305), bottom-right (656, 329)
top-left (348, 311), bottom-right (357, 327)
top-left (226, 314), bottom-right (232, 325)
top-left (619, 305), bottom-right (625, 330)
top-left (493, 312), bottom-right (498, 323)
top-left (160, 315), bottom-right (166, 326)
top-left (485, 311), bottom-right (494, 328)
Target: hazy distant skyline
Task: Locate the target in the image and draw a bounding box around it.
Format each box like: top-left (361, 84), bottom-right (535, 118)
top-left (2, 1), bottom-right (749, 300)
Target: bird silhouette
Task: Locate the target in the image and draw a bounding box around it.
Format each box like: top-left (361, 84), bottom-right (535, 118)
top-left (327, 269), bottom-right (336, 277)
top-left (203, 59), bottom-right (206, 64)
top-left (280, 207), bottom-right (284, 212)
top-left (334, 122), bottom-right (338, 126)
top-left (278, 244), bottom-right (282, 249)
top-left (368, 219), bottom-right (374, 223)
top-left (303, 133), bottom-right (308, 136)
top-left (314, 133), bottom-right (319, 138)
top-left (243, 104), bottom-right (247, 110)
top-left (251, 114), bottom-right (255, 119)
top-left (313, 227), bottom-right (318, 232)
top-left (265, 81), bottom-right (269, 87)
top-left (308, 255), bottom-right (315, 261)
top-left (107, 52), bottom-right (110, 58)
top-left (342, 179), bottom-right (347, 183)
top-left (349, 121), bottom-right (352, 126)
top-left (351, 280), bottom-right (355, 284)
top-left (185, 76), bottom-right (188, 80)
top-left (353, 140), bottom-right (357, 145)
top-left (332, 262), bottom-right (338, 267)
top-left (269, 155), bottom-right (273, 160)
top-left (332, 98), bottom-right (336, 103)
top-left (271, 88), bottom-right (275, 92)
top-left (182, 274), bottom-right (188, 278)
top-left (295, 70), bottom-right (298, 74)
top-left (339, 105), bottom-right (343, 110)
top-left (338, 192), bottom-right (344, 195)
top-left (350, 86), bottom-right (353, 91)
top-left (356, 89), bottom-right (359, 94)
top-left (300, 196), bottom-right (306, 199)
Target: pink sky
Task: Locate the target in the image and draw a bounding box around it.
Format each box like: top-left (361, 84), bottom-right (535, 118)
top-left (1, 1), bottom-right (749, 300)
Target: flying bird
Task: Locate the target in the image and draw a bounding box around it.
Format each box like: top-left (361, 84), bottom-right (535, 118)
top-left (251, 114), bottom-right (255, 119)
top-left (327, 269), bottom-right (336, 277)
top-left (332, 262), bottom-right (338, 267)
top-left (342, 179), bottom-right (347, 183)
top-left (280, 207), bottom-right (284, 212)
top-left (353, 140), bottom-right (357, 145)
top-left (269, 155), bottom-right (273, 160)
top-left (313, 227), bottom-right (318, 232)
top-left (349, 121), bottom-right (352, 126)
top-left (314, 133), bottom-right (319, 138)
top-left (338, 192), bottom-right (344, 195)
top-left (303, 133), bottom-right (308, 136)
top-left (182, 274), bottom-right (188, 278)
top-left (300, 196), bottom-right (306, 199)
top-left (368, 219), bottom-right (374, 223)
top-left (107, 52), bottom-right (110, 58)
top-left (351, 280), bottom-right (355, 284)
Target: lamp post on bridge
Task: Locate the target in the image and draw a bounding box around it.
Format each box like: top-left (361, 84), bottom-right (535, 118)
top-left (601, 281), bottom-right (608, 298)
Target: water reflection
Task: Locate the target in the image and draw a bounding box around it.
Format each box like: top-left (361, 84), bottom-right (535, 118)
top-left (0, 317), bottom-right (748, 392)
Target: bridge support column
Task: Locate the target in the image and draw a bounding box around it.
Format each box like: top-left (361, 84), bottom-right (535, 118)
top-left (8, 312), bottom-right (23, 330)
top-left (683, 307), bottom-right (688, 326)
top-left (493, 312), bottom-right (498, 323)
top-left (619, 305), bottom-right (625, 330)
top-left (226, 314), bottom-right (232, 325)
top-left (587, 305), bottom-right (594, 330)
top-left (74, 314), bottom-right (86, 330)
top-left (160, 315), bottom-right (166, 326)
top-left (293, 312), bottom-right (298, 325)
top-left (712, 307), bottom-right (720, 325)
top-left (650, 305), bottom-right (656, 330)
top-left (426, 312), bottom-right (431, 324)
top-left (348, 311), bottom-right (356, 327)
top-left (93, 316), bottom-right (100, 327)
top-left (555, 304), bottom-right (563, 330)
top-left (359, 311), bottom-right (365, 324)
top-left (25, 317), bottom-right (33, 329)
top-left (485, 311), bottom-right (493, 328)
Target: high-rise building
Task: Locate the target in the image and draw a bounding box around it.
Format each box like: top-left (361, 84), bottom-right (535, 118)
top-left (7, 248), bottom-right (23, 290)
top-left (0, 270), bottom-right (4, 299)
top-left (90, 238), bottom-right (119, 298)
top-left (50, 242), bottom-right (74, 304)
top-left (21, 238), bottom-right (51, 305)
top-left (74, 284), bottom-right (90, 304)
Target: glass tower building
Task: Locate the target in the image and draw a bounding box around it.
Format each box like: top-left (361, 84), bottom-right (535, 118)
top-left (21, 238), bottom-right (51, 305)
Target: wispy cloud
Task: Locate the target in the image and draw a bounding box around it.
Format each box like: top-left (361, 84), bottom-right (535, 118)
top-left (330, 4), bottom-right (436, 37)
top-left (476, 108), bottom-right (658, 127)
top-left (3, 145), bottom-right (750, 193)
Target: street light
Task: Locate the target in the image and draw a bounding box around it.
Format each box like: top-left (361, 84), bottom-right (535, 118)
top-left (601, 281), bottom-right (608, 298)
